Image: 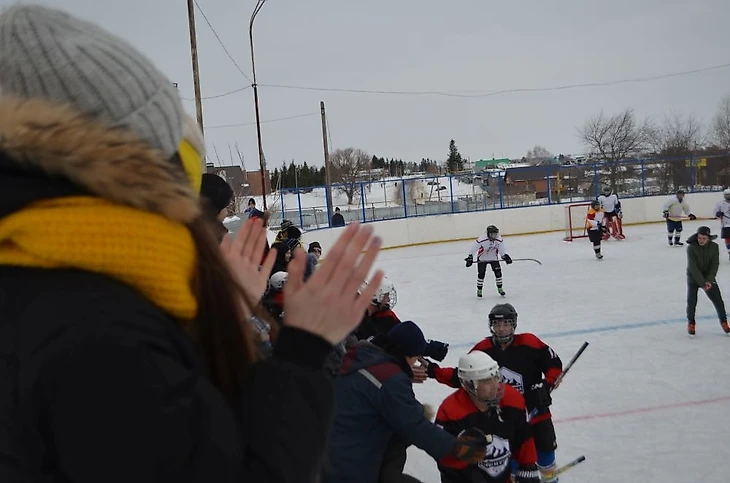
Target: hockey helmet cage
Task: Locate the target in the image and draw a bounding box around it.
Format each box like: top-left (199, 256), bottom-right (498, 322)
top-left (602, 186), bottom-right (611, 195)
top-left (724, 188), bottom-right (730, 201)
top-left (591, 199), bottom-right (601, 209)
top-left (269, 271), bottom-right (288, 291)
top-left (373, 278), bottom-right (397, 309)
top-left (488, 303), bottom-right (517, 345)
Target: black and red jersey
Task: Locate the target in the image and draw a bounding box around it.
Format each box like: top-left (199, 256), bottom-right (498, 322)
top-left (436, 385), bottom-right (537, 483)
top-left (354, 308), bottom-right (401, 340)
top-left (433, 333), bottom-right (562, 424)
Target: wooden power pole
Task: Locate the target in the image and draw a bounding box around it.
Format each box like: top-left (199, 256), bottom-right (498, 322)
top-left (186, 0), bottom-right (205, 139)
top-left (321, 101), bottom-right (334, 222)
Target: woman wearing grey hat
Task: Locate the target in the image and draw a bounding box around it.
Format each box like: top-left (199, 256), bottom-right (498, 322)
top-left (0, 5), bottom-right (384, 483)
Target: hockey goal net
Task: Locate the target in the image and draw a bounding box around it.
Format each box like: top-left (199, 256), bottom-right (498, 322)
top-left (563, 203), bottom-right (591, 241)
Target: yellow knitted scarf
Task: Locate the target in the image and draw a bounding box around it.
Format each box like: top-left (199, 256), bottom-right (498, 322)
top-left (0, 196), bottom-right (197, 320)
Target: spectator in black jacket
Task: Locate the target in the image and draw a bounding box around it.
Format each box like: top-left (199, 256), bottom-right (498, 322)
top-left (332, 206), bottom-right (346, 227)
top-left (0, 6), bottom-right (386, 483)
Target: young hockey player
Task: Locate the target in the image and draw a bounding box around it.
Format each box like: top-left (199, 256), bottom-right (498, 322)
top-left (597, 187), bottom-right (624, 239)
top-left (465, 225), bottom-right (512, 298)
top-left (663, 190), bottom-right (696, 246)
top-left (686, 226), bottom-right (730, 336)
top-left (585, 200), bottom-right (606, 260)
top-left (425, 304), bottom-right (563, 483)
top-left (712, 188), bottom-right (730, 260)
top-left (436, 351), bottom-right (541, 483)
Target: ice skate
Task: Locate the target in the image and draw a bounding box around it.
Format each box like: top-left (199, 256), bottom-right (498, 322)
top-left (497, 287), bottom-right (505, 297)
top-left (688, 321), bottom-right (696, 337)
top-left (477, 288), bottom-right (482, 298)
top-left (721, 320), bottom-right (729, 336)
top-left (595, 252), bottom-right (603, 260)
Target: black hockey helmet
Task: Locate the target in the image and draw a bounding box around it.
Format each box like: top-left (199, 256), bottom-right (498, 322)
top-left (486, 225), bottom-right (499, 240)
top-left (602, 186), bottom-right (611, 196)
top-left (488, 303), bottom-right (517, 345)
top-left (591, 199), bottom-right (601, 209)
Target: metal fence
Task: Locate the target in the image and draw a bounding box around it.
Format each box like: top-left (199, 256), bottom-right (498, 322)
top-left (255, 153), bottom-right (730, 231)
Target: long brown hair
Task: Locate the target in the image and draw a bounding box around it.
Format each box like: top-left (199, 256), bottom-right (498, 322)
top-left (187, 215), bottom-right (258, 407)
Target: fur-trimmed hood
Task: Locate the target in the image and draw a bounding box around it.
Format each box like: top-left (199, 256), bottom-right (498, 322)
top-left (0, 96), bottom-right (199, 223)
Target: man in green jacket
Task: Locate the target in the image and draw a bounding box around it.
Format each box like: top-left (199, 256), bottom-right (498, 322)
top-left (686, 226), bottom-right (730, 336)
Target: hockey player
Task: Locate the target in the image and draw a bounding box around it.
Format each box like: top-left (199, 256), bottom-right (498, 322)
top-left (712, 188), bottom-right (730, 260)
top-left (425, 304), bottom-right (563, 483)
top-left (436, 351), bottom-right (540, 483)
top-left (597, 187), bottom-right (624, 240)
top-left (585, 200), bottom-right (606, 260)
top-left (465, 225), bottom-right (512, 298)
top-left (663, 190), bottom-right (696, 246)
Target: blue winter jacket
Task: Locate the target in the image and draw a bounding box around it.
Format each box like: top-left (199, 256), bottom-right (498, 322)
top-left (322, 342), bottom-right (455, 483)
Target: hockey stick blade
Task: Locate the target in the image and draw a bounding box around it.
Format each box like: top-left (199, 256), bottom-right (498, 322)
top-left (541, 455), bottom-right (586, 481)
top-left (501, 258), bottom-right (542, 265)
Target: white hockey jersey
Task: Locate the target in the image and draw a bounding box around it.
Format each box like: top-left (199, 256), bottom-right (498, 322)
top-left (598, 193), bottom-right (620, 214)
top-left (469, 236), bottom-right (508, 262)
top-left (663, 195), bottom-right (691, 219)
top-left (712, 200), bottom-right (730, 228)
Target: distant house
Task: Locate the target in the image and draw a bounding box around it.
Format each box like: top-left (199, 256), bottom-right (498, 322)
top-left (504, 166), bottom-right (562, 199)
top-left (474, 158), bottom-right (511, 172)
top-left (205, 162), bottom-right (272, 197)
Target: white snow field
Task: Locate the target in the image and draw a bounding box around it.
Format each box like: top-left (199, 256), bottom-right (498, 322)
top-left (368, 220), bottom-right (730, 482)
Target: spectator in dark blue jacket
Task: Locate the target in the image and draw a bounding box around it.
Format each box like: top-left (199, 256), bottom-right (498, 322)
top-left (322, 321), bottom-right (488, 483)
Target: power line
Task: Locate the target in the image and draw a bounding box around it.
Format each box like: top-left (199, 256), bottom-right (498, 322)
top-left (206, 111), bottom-right (318, 129)
top-left (180, 85), bottom-right (251, 102)
top-left (258, 62), bottom-right (730, 98)
top-left (193, 0), bottom-right (253, 85)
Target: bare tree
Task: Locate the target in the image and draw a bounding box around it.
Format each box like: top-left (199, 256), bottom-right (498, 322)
top-left (330, 147), bottom-right (369, 205)
top-left (579, 108), bottom-right (652, 191)
top-left (649, 112), bottom-right (703, 192)
top-left (713, 94), bottom-right (730, 151)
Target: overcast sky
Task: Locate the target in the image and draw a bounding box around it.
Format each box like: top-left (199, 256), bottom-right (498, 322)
top-left (11, 0), bottom-right (730, 169)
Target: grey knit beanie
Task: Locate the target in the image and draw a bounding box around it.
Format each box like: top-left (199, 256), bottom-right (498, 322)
top-left (0, 5), bottom-right (184, 158)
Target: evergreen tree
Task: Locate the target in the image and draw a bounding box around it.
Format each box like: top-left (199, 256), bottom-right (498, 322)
top-left (447, 140), bottom-right (464, 172)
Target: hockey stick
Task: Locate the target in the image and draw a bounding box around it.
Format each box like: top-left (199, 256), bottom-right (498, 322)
top-left (540, 455), bottom-right (586, 481)
top-left (528, 341), bottom-right (589, 420)
top-left (501, 258), bottom-right (542, 265)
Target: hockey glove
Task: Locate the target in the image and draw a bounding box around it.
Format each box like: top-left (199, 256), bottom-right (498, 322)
top-left (450, 428), bottom-right (491, 464)
top-left (424, 340), bottom-right (449, 362)
top-left (717, 211), bottom-right (724, 218)
top-left (464, 254), bottom-right (474, 267)
top-left (530, 381), bottom-right (553, 413)
top-left (502, 254), bottom-right (513, 265)
top-left (663, 210), bottom-right (669, 219)
top-left (689, 213), bottom-right (697, 220)
top-left (514, 464), bottom-right (541, 483)
top-left (423, 359), bottom-right (440, 379)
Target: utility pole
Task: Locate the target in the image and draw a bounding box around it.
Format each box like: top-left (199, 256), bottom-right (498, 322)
top-left (321, 101), bottom-right (334, 222)
top-left (186, 0), bottom-right (205, 139)
top-left (250, 0), bottom-right (268, 209)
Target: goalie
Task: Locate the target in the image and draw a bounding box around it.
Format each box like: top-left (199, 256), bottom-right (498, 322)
top-left (597, 187), bottom-right (624, 240)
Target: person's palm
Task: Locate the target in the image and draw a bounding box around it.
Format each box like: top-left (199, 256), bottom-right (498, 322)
top-left (221, 217), bottom-right (276, 311)
top-left (284, 223), bottom-right (384, 345)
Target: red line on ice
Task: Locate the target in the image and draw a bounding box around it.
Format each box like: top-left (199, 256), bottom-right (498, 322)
top-left (554, 394), bottom-right (730, 424)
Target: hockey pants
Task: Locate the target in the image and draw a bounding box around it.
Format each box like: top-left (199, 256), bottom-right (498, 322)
top-left (687, 280), bottom-right (727, 322)
top-left (477, 261), bottom-right (502, 289)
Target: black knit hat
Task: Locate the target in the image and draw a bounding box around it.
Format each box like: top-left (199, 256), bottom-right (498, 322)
top-left (200, 173), bottom-right (233, 212)
top-left (386, 321), bottom-right (427, 357)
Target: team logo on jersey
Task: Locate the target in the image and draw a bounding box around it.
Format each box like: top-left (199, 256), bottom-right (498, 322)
top-left (499, 367), bottom-right (524, 394)
top-left (478, 435), bottom-right (511, 478)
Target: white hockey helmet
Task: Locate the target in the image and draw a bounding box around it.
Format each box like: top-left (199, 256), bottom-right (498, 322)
top-left (724, 188), bottom-right (730, 201)
top-left (458, 351), bottom-right (500, 382)
top-left (269, 271), bottom-right (288, 291)
top-left (361, 277), bottom-right (397, 309)
top-left (458, 351), bottom-right (502, 404)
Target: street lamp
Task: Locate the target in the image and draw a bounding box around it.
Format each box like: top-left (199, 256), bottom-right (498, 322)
top-left (249, 0), bottom-right (268, 209)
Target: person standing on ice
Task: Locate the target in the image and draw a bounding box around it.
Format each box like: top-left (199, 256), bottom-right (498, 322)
top-left (464, 225), bottom-right (512, 298)
top-left (663, 189), bottom-right (696, 246)
top-left (685, 226), bottom-right (730, 336)
top-left (423, 304), bottom-right (563, 483)
top-left (585, 200), bottom-right (606, 260)
top-left (597, 186), bottom-right (624, 239)
top-left (712, 188), bottom-right (730, 261)
top-left (435, 351), bottom-right (541, 483)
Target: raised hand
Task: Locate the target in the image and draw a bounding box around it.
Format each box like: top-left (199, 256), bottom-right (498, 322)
top-left (220, 217), bottom-right (277, 316)
top-left (284, 223), bottom-right (384, 345)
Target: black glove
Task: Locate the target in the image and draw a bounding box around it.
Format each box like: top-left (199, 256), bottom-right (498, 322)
top-left (502, 254), bottom-right (512, 264)
top-left (514, 464), bottom-right (541, 483)
top-left (530, 380), bottom-right (553, 413)
top-left (689, 213), bottom-right (697, 220)
top-left (663, 210), bottom-right (669, 219)
top-left (464, 254), bottom-right (473, 267)
top-left (424, 340), bottom-right (449, 362)
top-left (425, 361), bottom-right (440, 379)
top-left (717, 211), bottom-right (724, 218)
top-left (450, 428), bottom-right (491, 464)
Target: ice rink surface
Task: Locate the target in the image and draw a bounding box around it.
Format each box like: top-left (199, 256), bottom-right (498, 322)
top-left (369, 220), bottom-right (730, 482)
